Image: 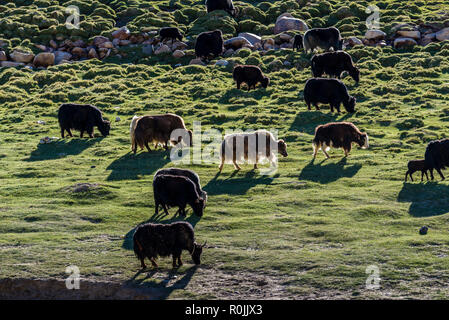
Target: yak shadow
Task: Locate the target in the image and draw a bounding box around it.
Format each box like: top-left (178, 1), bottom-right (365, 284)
top-left (106, 149), bottom-right (172, 181)
top-left (125, 266), bottom-right (198, 300)
top-left (298, 157), bottom-right (361, 184)
top-left (203, 169), bottom-right (279, 196)
top-left (289, 111), bottom-right (353, 135)
top-left (397, 182), bottom-right (449, 217)
top-left (25, 138), bottom-right (103, 162)
top-left (122, 214), bottom-right (201, 250)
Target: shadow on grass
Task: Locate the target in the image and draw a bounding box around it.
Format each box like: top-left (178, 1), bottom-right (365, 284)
top-left (298, 157), bottom-right (361, 183)
top-left (289, 111), bottom-right (353, 135)
top-left (218, 87), bottom-right (271, 105)
top-left (203, 170), bottom-right (279, 196)
top-left (397, 182), bottom-right (449, 217)
top-left (122, 214), bottom-right (201, 250)
top-left (25, 138), bottom-right (103, 161)
top-left (126, 266), bottom-right (198, 300)
top-left (106, 150), bottom-right (171, 181)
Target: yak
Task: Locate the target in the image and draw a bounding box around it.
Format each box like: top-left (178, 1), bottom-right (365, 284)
top-left (159, 27), bottom-right (183, 42)
top-left (425, 139), bottom-right (449, 180)
top-left (311, 51), bottom-right (360, 83)
top-left (293, 34), bottom-right (303, 51)
top-left (205, 0), bottom-right (237, 17)
top-left (58, 103), bottom-right (110, 138)
top-left (405, 160), bottom-right (430, 182)
top-left (303, 27), bottom-right (343, 53)
top-left (303, 78), bottom-right (356, 113)
top-left (195, 30), bottom-right (224, 60)
top-left (133, 221), bottom-right (206, 269)
top-left (233, 65), bottom-right (269, 91)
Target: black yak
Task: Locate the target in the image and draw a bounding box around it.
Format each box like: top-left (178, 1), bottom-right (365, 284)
top-left (233, 65), bottom-right (269, 91)
top-left (205, 0), bottom-right (237, 17)
top-left (195, 30), bottom-right (224, 60)
top-left (405, 160), bottom-right (430, 182)
top-left (153, 174), bottom-right (205, 217)
top-left (133, 221), bottom-right (206, 269)
top-left (155, 168), bottom-right (208, 206)
top-left (58, 103), bottom-right (110, 138)
top-left (293, 34), bottom-right (303, 51)
top-left (311, 51), bottom-right (360, 83)
top-left (303, 78), bottom-right (356, 113)
top-left (159, 27), bottom-right (183, 42)
top-left (303, 27), bottom-right (343, 53)
top-left (312, 122), bottom-right (369, 158)
top-left (425, 139), bottom-right (449, 180)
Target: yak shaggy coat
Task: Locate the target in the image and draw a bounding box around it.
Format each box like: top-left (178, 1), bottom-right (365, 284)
top-left (304, 78), bottom-right (356, 113)
top-left (311, 51), bottom-right (360, 83)
top-left (425, 138), bottom-right (449, 180)
top-left (233, 65), bottom-right (269, 91)
top-left (205, 0), bottom-right (237, 17)
top-left (58, 103), bottom-right (110, 138)
top-left (219, 129), bottom-right (288, 171)
top-left (303, 27), bottom-right (343, 53)
top-left (132, 114), bottom-right (192, 153)
top-left (195, 30), bottom-right (224, 60)
top-left (133, 221), bottom-right (204, 269)
top-left (313, 122), bottom-right (369, 158)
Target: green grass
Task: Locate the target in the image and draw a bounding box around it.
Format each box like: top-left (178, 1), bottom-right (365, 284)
top-left (1, 0), bottom-right (449, 299)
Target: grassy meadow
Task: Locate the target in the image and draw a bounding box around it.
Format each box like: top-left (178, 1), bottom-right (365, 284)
top-left (1, 0), bottom-right (449, 299)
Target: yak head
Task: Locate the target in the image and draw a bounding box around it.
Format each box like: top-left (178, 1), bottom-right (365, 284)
top-left (344, 96), bottom-right (356, 113)
top-left (358, 133), bottom-right (369, 149)
top-left (192, 197), bottom-right (205, 217)
top-left (277, 139), bottom-right (288, 157)
top-left (261, 76), bottom-right (270, 88)
top-left (349, 67), bottom-right (360, 83)
top-left (191, 241), bottom-right (206, 265)
top-left (99, 120), bottom-right (111, 137)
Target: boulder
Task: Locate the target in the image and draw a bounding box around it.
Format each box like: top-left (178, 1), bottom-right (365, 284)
top-left (279, 33), bottom-right (292, 42)
top-left (396, 30), bottom-right (421, 39)
top-left (119, 40), bottom-right (131, 46)
top-left (189, 58), bottom-right (205, 66)
top-left (172, 50), bottom-right (185, 58)
top-left (394, 37), bottom-right (417, 48)
top-left (238, 32), bottom-right (262, 46)
top-left (11, 50), bottom-right (34, 63)
top-left (49, 40), bottom-right (58, 49)
top-left (34, 44), bottom-right (47, 51)
top-left (0, 51), bottom-right (6, 61)
top-left (1, 61), bottom-right (24, 67)
top-left (365, 29), bottom-right (386, 40)
top-left (215, 59), bottom-right (228, 67)
top-left (71, 47), bottom-right (86, 57)
top-left (112, 38), bottom-right (120, 46)
top-left (54, 51), bottom-right (72, 64)
top-left (33, 52), bottom-right (55, 68)
top-left (98, 48), bottom-right (110, 59)
top-left (274, 16), bottom-right (308, 34)
top-left (223, 48), bottom-right (234, 57)
top-left (99, 41), bottom-right (114, 49)
top-left (88, 48), bottom-right (99, 59)
top-left (72, 40), bottom-right (85, 47)
top-left (347, 36), bottom-right (363, 47)
top-left (436, 27), bottom-right (449, 41)
top-left (112, 26), bottom-right (130, 40)
top-left (224, 36), bottom-right (253, 49)
top-left (172, 41), bottom-right (188, 51)
top-left (155, 44), bottom-right (171, 55)
top-left (93, 36), bottom-right (109, 47)
top-left (142, 45), bottom-right (153, 55)
top-left (276, 13), bottom-right (294, 23)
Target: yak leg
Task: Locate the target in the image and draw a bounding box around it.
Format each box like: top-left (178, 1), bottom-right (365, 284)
top-left (177, 255), bottom-right (183, 267)
top-left (404, 171), bottom-right (409, 182)
top-left (155, 199), bottom-right (159, 215)
top-left (145, 141), bottom-right (151, 152)
top-left (236, 81), bottom-right (241, 90)
top-left (67, 128), bottom-right (73, 137)
top-left (61, 128), bottom-right (65, 138)
top-left (150, 258), bottom-right (158, 268)
top-left (140, 257), bottom-right (147, 269)
top-left (421, 171), bottom-right (425, 182)
top-left (219, 156), bottom-right (225, 171)
top-left (436, 168), bottom-right (445, 181)
top-left (321, 144), bottom-right (330, 158)
top-left (80, 130), bottom-right (84, 138)
top-left (424, 171), bottom-right (429, 181)
top-left (409, 171), bottom-right (413, 181)
top-left (172, 255), bottom-right (178, 268)
top-left (306, 102), bottom-right (311, 111)
top-left (162, 204), bottom-right (170, 215)
top-left (233, 160), bottom-right (241, 171)
top-left (314, 103), bottom-right (320, 111)
top-left (429, 168), bottom-right (434, 180)
top-left (313, 142), bottom-right (320, 159)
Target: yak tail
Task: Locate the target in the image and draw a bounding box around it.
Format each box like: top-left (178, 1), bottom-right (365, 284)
top-left (130, 116), bottom-right (141, 150)
top-left (133, 236), bottom-right (144, 257)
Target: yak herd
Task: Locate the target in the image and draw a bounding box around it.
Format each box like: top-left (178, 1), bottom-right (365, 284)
top-left (52, 0), bottom-right (447, 269)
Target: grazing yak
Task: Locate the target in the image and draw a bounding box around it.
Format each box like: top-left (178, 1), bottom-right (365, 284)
top-left (153, 174), bottom-right (205, 217)
top-left (159, 27), bottom-right (183, 42)
top-left (155, 168), bottom-right (208, 206)
top-left (405, 160), bottom-right (430, 182)
top-left (130, 115), bottom-right (142, 150)
top-left (132, 114), bottom-right (192, 153)
top-left (133, 221), bottom-right (206, 269)
top-left (303, 27), bottom-right (343, 53)
top-left (219, 129), bottom-right (288, 171)
top-left (205, 0), bottom-right (237, 17)
top-left (312, 122), bottom-right (369, 159)
top-left (58, 103), bottom-right (110, 138)
top-left (233, 65), bottom-right (269, 91)
top-left (293, 34), bottom-right (304, 51)
top-left (425, 139), bottom-right (449, 180)
top-left (195, 30), bottom-right (224, 60)
top-left (311, 51), bottom-right (360, 83)
top-left (304, 78), bottom-right (356, 113)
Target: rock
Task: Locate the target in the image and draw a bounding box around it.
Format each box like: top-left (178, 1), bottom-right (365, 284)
top-left (365, 29), bottom-right (386, 40)
top-left (436, 27), bottom-right (449, 41)
top-left (224, 36), bottom-right (253, 50)
top-left (280, 42), bottom-right (292, 49)
top-left (172, 50), bottom-right (185, 58)
top-left (189, 58), bottom-right (205, 66)
top-left (112, 38), bottom-right (120, 46)
top-left (174, 63), bottom-right (182, 68)
top-left (34, 44), bottom-right (47, 51)
top-left (283, 60), bottom-right (291, 66)
top-left (115, 116), bottom-right (121, 122)
top-left (71, 47), bottom-right (86, 57)
top-left (279, 33), bottom-right (292, 42)
top-left (347, 36), bottom-right (363, 47)
top-left (119, 39), bottom-right (131, 46)
top-left (265, 38), bottom-right (275, 46)
top-left (215, 59), bottom-right (228, 67)
top-left (0, 51), bottom-right (6, 61)
top-left (98, 48), bottom-right (110, 59)
top-left (11, 50), bottom-right (34, 63)
top-left (1, 61), bottom-right (25, 67)
top-left (155, 44), bottom-right (171, 55)
top-left (49, 40), bottom-right (58, 49)
top-left (37, 120), bottom-right (46, 125)
top-left (397, 30), bottom-right (421, 40)
top-left (238, 32), bottom-right (262, 46)
top-left (274, 16), bottom-right (308, 34)
top-left (419, 226), bottom-right (428, 235)
top-left (57, 59), bottom-right (71, 65)
top-left (377, 40), bottom-right (387, 47)
top-left (93, 36), bottom-right (109, 47)
top-left (33, 52), bottom-right (55, 68)
top-left (172, 41), bottom-right (188, 51)
top-left (394, 37), bottom-right (417, 48)
top-left (223, 48), bottom-right (234, 57)
top-left (112, 26), bottom-right (130, 40)
top-left (99, 41), bottom-right (114, 49)
top-left (276, 13), bottom-right (294, 23)
top-left (72, 40), bottom-right (85, 47)
top-left (142, 45), bottom-right (153, 55)
top-left (54, 51), bottom-right (72, 64)
top-left (88, 48), bottom-right (99, 59)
